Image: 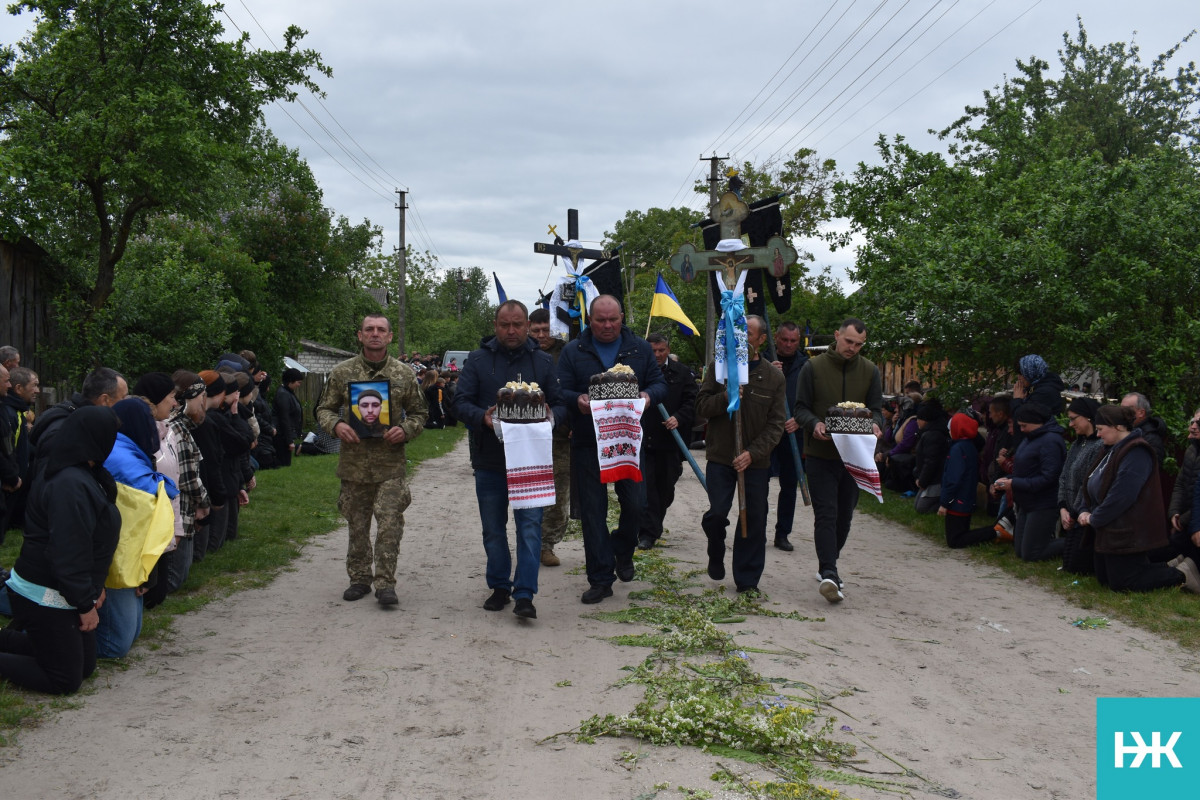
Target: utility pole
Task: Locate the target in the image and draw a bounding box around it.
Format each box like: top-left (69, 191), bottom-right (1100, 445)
top-left (394, 189), bottom-right (408, 355)
top-left (454, 268), bottom-right (465, 322)
top-left (702, 153), bottom-right (728, 358)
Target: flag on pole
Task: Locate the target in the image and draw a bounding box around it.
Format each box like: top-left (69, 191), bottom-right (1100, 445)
top-left (493, 272), bottom-right (507, 304)
top-left (649, 273), bottom-right (699, 336)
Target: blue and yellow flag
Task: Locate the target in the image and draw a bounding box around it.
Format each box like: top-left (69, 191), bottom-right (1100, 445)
top-left (649, 273), bottom-right (699, 336)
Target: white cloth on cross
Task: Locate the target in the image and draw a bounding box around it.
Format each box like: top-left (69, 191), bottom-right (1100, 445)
top-left (549, 271), bottom-right (600, 341)
top-left (714, 271), bottom-right (749, 391)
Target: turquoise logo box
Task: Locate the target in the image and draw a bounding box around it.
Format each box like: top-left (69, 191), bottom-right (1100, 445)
top-left (1097, 698), bottom-right (1198, 799)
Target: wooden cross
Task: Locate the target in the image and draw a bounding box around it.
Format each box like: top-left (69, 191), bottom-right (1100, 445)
top-left (534, 208), bottom-right (615, 273)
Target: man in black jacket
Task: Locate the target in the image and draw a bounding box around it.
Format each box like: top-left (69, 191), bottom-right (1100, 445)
top-left (454, 301), bottom-right (566, 619)
top-left (1121, 392), bottom-right (1169, 466)
top-left (637, 335), bottom-right (698, 551)
top-left (557, 296), bottom-right (667, 604)
top-left (769, 322), bottom-right (809, 551)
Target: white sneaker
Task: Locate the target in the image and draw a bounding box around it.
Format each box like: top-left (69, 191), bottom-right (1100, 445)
top-left (814, 572), bottom-right (845, 588)
top-left (1167, 554), bottom-right (1185, 569)
top-left (1176, 557), bottom-right (1200, 594)
top-left (819, 578), bottom-right (844, 603)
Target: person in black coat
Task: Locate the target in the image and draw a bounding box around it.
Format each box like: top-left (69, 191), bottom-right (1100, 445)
top-left (992, 402), bottom-right (1067, 561)
top-left (1010, 354), bottom-right (1064, 448)
top-left (0, 407), bottom-right (121, 694)
top-left (273, 368), bottom-right (305, 467)
top-left (913, 399), bottom-right (951, 500)
top-left (637, 335), bottom-right (698, 550)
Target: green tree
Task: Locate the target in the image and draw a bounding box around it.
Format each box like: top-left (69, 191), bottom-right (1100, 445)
top-left (0, 0), bottom-right (329, 316)
top-left (833, 22), bottom-right (1200, 426)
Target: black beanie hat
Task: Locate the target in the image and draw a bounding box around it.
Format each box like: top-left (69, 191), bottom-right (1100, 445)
top-left (1067, 396), bottom-right (1100, 424)
top-left (1014, 402), bottom-right (1051, 425)
top-left (132, 372), bottom-right (175, 405)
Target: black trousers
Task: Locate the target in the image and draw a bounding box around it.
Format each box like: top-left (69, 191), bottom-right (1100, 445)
top-left (945, 513), bottom-right (996, 548)
top-left (702, 463), bottom-right (768, 591)
top-left (639, 445), bottom-right (683, 542)
top-left (1095, 551), bottom-right (1185, 592)
top-left (0, 592), bottom-right (96, 695)
top-left (806, 456), bottom-right (860, 577)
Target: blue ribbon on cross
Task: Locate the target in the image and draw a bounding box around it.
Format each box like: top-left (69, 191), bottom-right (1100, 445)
top-left (720, 288), bottom-right (745, 414)
top-left (566, 273), bottom-right (593, 328)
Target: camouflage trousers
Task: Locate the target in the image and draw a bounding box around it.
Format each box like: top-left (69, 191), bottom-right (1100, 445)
top-left (541, 437), bottom-right (572, 550)
top-left (338, 475), bottom-right (412, 590)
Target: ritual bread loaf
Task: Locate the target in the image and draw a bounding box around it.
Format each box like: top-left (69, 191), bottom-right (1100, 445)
top-left (496, 381), bottom-right (546, 423)
top-left (589, 363), bottom-right (639, 401)
top-left (825, 401), bottom-right (874, 434)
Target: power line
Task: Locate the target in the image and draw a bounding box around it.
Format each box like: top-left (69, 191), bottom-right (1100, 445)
top-left (828, 0), bottom-right (1044, 158)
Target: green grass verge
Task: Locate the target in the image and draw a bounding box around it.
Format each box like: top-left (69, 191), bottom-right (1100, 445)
top-left (857, 489), bottom-right (1200, 651)
top-left (0, 426), bottom-right (466, 745)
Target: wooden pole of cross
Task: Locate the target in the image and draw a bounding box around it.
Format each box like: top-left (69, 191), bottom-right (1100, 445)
top-left (668, 191), bottom-right (800, 538)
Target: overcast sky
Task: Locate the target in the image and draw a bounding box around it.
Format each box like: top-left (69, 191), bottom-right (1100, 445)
top-left (3, 1), bottom-right (1197, 310)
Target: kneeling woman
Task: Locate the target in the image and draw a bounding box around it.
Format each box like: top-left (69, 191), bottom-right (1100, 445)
top-left (0, 408), bottom-right (121, 694)
top-left (1078, 404), bottom-right (1200, 593)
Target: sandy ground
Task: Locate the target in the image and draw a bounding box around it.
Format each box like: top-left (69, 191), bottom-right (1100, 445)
top-left (2, 437), bottom-right (1197, 799)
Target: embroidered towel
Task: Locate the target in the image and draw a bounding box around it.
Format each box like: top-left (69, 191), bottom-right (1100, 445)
top-left (590, 397), bottom-right (646, 483)
top-left (499, 421), bottom-right (556, 508)
top-left (831, 432), bottom-right (884, 503)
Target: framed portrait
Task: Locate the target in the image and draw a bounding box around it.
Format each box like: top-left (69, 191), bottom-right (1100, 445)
top-left (348, 380), bottom-right (391, 438)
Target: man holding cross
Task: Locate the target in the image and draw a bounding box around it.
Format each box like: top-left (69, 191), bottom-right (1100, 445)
top-left (696, 314), bottom-right (786, 594)
top-left (557, 295), bottom-right (667, 604)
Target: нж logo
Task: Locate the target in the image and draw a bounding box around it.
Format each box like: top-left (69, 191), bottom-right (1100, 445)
top-left (1114, 731), bottom-right (1183, 769)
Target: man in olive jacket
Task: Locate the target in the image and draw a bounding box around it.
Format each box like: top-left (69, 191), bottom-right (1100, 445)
top-left (316, 314), bottom-right (428, 607)
top-left (696, 315), bottom-right (786, 594)
top-left (794, 318), bottom-right (883, 604)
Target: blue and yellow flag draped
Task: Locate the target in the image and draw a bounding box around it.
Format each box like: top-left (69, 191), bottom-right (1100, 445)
top-left (648, 273), bottom-right (699, 336)
top-left (104, 435), bottom-right (180, 589)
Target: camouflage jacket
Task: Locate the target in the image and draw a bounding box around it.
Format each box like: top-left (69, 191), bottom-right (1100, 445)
top-left (316, 354), bottom-right (428, 482)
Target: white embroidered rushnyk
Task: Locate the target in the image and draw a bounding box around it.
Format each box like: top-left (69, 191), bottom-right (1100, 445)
top-left (830, 431), bottom-right (884, 503)
top-left (590, 397), bottom-right (646, 483)
top-left (497, 420), bottom-right (556, 508)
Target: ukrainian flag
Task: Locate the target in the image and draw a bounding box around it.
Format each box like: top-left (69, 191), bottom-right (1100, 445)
top-left (104, 435), bottom-right (179, 589)
top-left (649, 273), bottom-right (699, 336)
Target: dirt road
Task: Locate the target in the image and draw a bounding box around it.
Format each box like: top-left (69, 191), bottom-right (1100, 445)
top-left (2, 439), bottom-right (1195, 799)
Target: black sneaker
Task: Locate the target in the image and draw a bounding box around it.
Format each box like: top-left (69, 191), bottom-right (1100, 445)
top-left (513, 598), bottom-right (537, 619)
top-left (375, 587), bottom-right (399, 607)
top-left (342, 583), bottom-right (372, 602)
top-left (581, 585), bottom-right (614, 604)
top-left (637, 535), bottom-right (655, 550)
top-left (819, 573), bottom-right (844, 604)
top-left (483, 588), bottom-right (511, 611)
top-left (773, 537), bottom-right (794, 551)
top-left (615, 557), bottom-right (636, 582)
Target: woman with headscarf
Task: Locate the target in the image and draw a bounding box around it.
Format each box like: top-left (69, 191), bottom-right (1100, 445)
top-left (1057, 397), bottom-right (1104, 572)
top-left (1077, 404), bottom-right (1200, 593)
top-left (95, 398), bottom-right (179, 659)
top-left (1010, 354), bottom-right (1065, 448)
top-left (991, 402), bottom-right (1066, 561)
top-left (0, 407), bottom-right (121, 693)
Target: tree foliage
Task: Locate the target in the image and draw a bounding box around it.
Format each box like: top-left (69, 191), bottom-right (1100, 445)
top-left (0, 0), bottom-right (330, 314)
top-left (833, 22), bottom-right (1200, 427)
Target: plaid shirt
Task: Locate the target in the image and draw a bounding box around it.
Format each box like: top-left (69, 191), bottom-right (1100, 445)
top-left (167, 409), bottom-right (211, 537)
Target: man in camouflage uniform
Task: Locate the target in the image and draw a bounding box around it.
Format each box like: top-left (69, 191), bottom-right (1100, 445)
top-left (529, 307), bottom-right (569, 567)
top-left (317, 314), bottom-right (428, 607)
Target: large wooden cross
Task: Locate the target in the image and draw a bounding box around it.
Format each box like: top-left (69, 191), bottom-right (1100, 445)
top-left (668, 193), bottom-right (797, 285)
top-left (533, 208), bottom-right (616, 273)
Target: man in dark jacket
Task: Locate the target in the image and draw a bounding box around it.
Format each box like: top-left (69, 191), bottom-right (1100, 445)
top-left (530, 307), bottom-right (570, 567)
top-left (637, 334), bottom-right (698, 551)
top-left (557, 295), bottom-right (667, 604)
top-left (273, 368), bottom-right (304, 467)
top-left (696, 315), bottom-right (785, 593)
top-left (913, 399), bottom-right (951, 500)
top-left (1121, 392), bottom-right (1169, 466)
top-left (794, 318), bottom-right (883, 604)
top-left (769, 321), bottom-right (808, 551)
top-left (0, 366), bottom-right (21, 546)
top-left (454, 300), bottom-right (566, 619)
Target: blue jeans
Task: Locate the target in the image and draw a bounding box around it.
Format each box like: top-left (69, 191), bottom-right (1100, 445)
top-left (165, 536), bottom-right (194, 594)
top-left (475, 469), bottom-right (543, 599)
top-left (573, 445), bottom-right (645, 587)
top-left (95, 587), bottom-right (143, 659)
